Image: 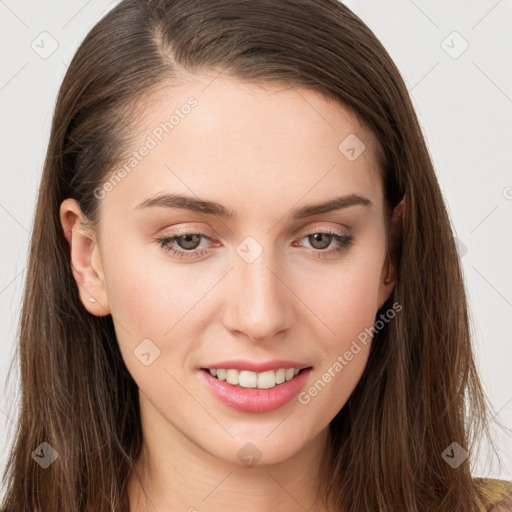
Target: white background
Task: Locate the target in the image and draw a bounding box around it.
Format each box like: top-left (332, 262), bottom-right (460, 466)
top-left (1, 0), bottom-right (511, 485)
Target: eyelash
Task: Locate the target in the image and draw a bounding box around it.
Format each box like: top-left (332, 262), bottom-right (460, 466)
top-left (155, 229), bottom-right (354, 260)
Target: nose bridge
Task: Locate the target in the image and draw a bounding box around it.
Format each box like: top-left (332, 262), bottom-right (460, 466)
top-left (223, 235), bottom-right (293, 341)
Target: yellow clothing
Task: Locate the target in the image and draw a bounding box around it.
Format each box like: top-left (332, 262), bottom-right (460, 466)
top-left (474, 477), bottom-right (512, 511)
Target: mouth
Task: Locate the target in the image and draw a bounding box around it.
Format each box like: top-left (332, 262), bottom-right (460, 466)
top-left (198, 364), bottom-right (313, 413)
top-left (200, 366), bottom-right (310, 390)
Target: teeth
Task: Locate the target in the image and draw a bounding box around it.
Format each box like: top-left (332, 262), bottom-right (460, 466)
top-left (226, 369), bottom-right (239, 385)
top-left (257, 370), bottom-right (275, 389)
top-left (207, 367), bottom-right (304, 389)
top-left (239, 370), bottom-right (257, 388)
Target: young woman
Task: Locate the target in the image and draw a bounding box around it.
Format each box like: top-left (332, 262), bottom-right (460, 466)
top-left (1, 0), bottom-right (511, 510)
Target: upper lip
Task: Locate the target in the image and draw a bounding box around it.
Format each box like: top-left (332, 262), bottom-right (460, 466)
top-left (201, 359), bottom-right (312, 373)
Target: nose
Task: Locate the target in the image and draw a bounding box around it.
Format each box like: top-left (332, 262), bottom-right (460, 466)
top-left (221, 244), bottom-right (295, 343)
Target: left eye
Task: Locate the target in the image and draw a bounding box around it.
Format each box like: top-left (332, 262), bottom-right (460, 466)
top-left (156, 233), bottom-right (208, 259)
top-left (302, 232), bottom-right (347, 250)
top-left (295, 231), bottom-right (355, 258)
top-left (167, 233), bottom-right (204, 250)
top-left (156, 230), bottom-right (354, 260)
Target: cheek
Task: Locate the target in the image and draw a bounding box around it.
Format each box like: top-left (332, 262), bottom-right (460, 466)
top-left (295, 246), bottom-right (385, 344)
top-left (298, 345), bottom-right (370, 431)
top-left (100, 242), bottom-right (221, 375)
top-left (99, 243), bottom-right (167, 346)
top-left (295, 267), bottom-right (378, 423)
top-left (102, 238), bottom-right (203, 330)
top-left (291, 240), bottom-right (384, 414)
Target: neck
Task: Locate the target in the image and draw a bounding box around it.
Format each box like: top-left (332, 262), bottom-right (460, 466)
top-left (127, 402), bottom-right (333, 511)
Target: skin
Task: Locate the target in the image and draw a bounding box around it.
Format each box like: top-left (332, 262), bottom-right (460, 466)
top-left (60, 72), bottom-right (405, 511)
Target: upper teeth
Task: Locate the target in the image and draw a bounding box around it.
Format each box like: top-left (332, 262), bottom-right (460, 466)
top-left (209, 368), bottom-right (301, 389)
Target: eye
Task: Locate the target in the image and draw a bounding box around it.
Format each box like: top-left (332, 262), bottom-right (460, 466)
top-left (156, 233), bottom-right (212, 260)
top-left (295, 230), bottom-right (354, 258)
top-left (155, 228), bottom-right (354, 260)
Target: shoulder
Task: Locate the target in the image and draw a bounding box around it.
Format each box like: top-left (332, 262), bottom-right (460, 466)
top-left (473, 477), bottom-right (512, 511)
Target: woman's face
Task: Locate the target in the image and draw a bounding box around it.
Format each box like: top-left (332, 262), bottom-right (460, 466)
top-left (63, 73), bottom-right (397, 466)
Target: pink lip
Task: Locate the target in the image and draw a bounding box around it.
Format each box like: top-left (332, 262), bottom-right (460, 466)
top-left (201, 359), bottom-right (311, 372)
top-left (198, 367), bottom-right (312, 414)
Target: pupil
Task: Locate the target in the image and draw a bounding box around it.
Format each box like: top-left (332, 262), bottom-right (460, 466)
top-left (309, 233), bottom-right (331, 250)
top-left (179, 234), bottom-right (201, 250)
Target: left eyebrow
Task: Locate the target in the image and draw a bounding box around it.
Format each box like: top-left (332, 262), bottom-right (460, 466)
top-left (134, 192), bottom-right (374, 219)
top-left (290, 193), bottom-right (374, 219)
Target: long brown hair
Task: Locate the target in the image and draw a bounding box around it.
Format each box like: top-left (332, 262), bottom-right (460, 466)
top-left (1, 0), bottom-right (506, 510)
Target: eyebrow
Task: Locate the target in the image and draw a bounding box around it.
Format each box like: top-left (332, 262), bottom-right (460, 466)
top-left (134, 192), bottom-right (373, 219)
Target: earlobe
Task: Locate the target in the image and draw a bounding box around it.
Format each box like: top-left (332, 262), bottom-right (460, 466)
top-left (59, 198), bottom-right (111, 316)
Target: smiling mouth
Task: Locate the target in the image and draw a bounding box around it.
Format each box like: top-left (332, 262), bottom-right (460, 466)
top-left (200, 367), bottom-right (310, 390)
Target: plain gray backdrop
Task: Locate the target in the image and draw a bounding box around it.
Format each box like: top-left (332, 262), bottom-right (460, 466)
top-left (1, 0), bottom-right (511, 487)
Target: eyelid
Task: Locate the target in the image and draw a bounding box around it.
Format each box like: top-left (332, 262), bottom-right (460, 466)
top-left (159, 223), bottom-right (350, 245)
top-left (296, 223), bottom-right (350, 237)
top-left (159, 224), bottom-right (218, 240)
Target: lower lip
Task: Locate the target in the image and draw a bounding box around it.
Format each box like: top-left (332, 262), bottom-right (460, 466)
top-left (198, 368), bottom-right (312, 414)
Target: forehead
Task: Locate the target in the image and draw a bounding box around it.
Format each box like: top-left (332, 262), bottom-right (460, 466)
top-left (100, 72), bottom-right (384, 221)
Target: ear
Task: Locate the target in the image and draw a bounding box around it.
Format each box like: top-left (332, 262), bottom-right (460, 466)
top-left (59, 198), bottom-right (111, 316)
top-left (377, 195), bottom-right (406, 310)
